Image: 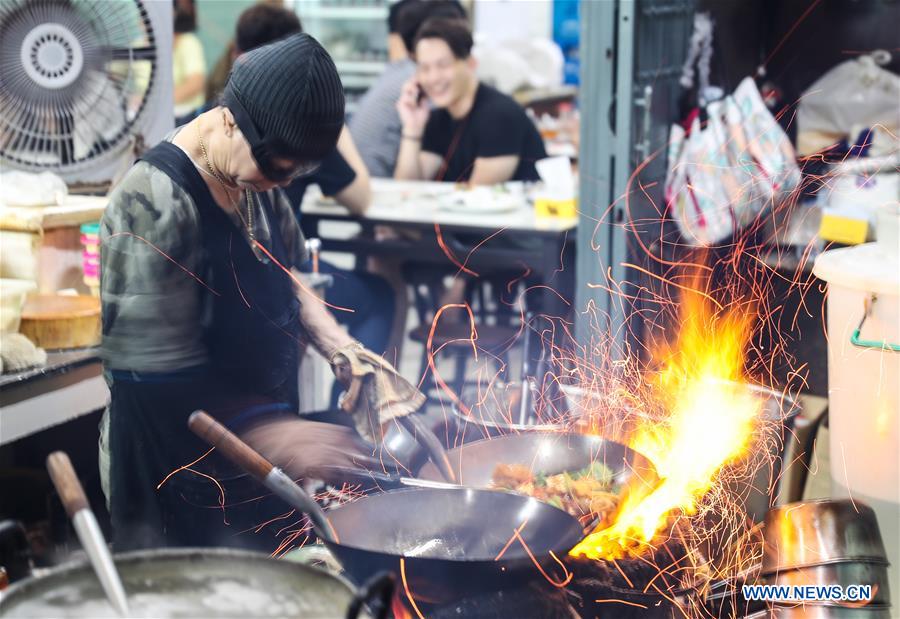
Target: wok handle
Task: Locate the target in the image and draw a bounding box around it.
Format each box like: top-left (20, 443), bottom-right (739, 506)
top-left (399, 415), bottom-right (456, 483)
top-left (188, 410), bottom-right (273, 480)
top-left (346, 571), bottom-right (395, 619)
top-left (313, 466), bottom-right (407, 490)
top-left (46, 452), bottom-right (89, 518)
top-left (319, 467), bottom-right (459, 491)
top-left (187, 411), bottom-right (338, 543)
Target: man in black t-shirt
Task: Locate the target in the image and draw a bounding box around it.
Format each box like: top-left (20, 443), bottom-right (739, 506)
top-left (394, 18), bottom-right (546, 184)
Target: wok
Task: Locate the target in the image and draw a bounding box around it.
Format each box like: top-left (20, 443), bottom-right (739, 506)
top-left (323, 487), bottom-right (583, 602)
top-left (417, 431), bottom-right (658, 494)
top-left (188, 411), bottom-right (585, 604)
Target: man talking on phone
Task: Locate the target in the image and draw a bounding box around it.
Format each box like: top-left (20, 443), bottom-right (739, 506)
top-left (394, 17), bottom-right (546, 185)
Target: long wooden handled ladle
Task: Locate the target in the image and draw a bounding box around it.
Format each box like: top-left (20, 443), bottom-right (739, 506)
top-left (46, 452), bottom-right (130, 617)
top-left (187, 410), bottom-right (339, 543)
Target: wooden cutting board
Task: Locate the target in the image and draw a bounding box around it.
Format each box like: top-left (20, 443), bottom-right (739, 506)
top-left (0, 195), bottom-right (108, 232)
top-left (19, 295), bottom-right (101, 349)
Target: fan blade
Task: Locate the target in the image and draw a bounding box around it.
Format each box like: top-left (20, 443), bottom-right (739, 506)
top-left (102, 46), bottom-right (156, 62)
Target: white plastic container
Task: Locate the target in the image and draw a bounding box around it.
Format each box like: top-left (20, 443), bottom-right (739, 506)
top-left (813, 242), bottom-right (900, 596)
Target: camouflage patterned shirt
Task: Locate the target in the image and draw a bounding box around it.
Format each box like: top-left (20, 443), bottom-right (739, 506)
top-left (100, 159), bottom-right (308, 372)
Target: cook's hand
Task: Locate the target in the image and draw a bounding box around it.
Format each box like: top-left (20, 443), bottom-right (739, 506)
top-left (240, 419), bottom-right (381, 485)
top-left (330, 343), bottom-right (357, 387)
top-left (396, 77), bottom-right (429, 136)
top-left (329, 341), bottom-right (404, 384)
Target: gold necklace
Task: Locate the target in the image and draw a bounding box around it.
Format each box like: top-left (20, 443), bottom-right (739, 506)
top-left (196, 121), bottom-right (256, 242)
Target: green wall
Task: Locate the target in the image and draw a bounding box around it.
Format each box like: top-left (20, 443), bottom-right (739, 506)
top-left (195, 0), bottom-right (257, 73)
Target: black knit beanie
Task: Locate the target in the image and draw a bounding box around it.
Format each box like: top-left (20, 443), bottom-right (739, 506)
top-left (223, 33), bottom-right (344, 162)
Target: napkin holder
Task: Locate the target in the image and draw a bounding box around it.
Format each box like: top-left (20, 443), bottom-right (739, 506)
top-left (534, 156), bottom-right (577, 219)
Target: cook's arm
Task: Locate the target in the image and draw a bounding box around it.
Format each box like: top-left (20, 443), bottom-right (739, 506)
top-left (395, 143), bottom-right (442, 180)
top-left (293, 268), bottom-right (355, 359)
top-left (394, 133), bottom-right (427, 180)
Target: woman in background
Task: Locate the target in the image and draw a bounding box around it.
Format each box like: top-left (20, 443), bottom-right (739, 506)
top-left (173, 0), bottom-right (206, 125)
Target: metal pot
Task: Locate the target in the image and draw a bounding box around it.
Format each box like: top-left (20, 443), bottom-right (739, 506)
top-left (449, 381), bottom-right (573, 444)
top-left (763, 561), bottom-right (891, 606)
top-left (747, 604), bottom-right (894, 619)
top-left (417, 431), bottom-right (658, 494)
top-left (0, 547), bottom-right (391, 618)
top-left (762, 499), bottom-right (889, 572)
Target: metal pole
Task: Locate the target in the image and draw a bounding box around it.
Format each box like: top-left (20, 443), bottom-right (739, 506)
top-left (575, 0), bottom-right (631, 356)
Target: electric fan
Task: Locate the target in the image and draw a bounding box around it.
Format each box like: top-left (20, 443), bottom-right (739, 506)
top-left (0, 0), bottom-right (173, 186)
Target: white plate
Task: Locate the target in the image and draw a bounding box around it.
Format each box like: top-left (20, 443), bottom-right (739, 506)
top-left (437, 188), bottom-right (522, 214)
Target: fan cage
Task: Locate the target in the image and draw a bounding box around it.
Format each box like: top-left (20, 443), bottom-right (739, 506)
top-left (0, 0), bottom-right (158, 175)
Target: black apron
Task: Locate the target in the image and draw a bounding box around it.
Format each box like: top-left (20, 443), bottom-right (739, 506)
top-left (108, 142), bottom-right (303, 551)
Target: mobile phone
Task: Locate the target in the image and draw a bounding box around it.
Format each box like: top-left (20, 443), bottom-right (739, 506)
top-left (416, 84), bottom-right (426, 105)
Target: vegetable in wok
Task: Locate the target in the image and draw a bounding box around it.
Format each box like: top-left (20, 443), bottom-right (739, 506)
top-left (492, 461), bottom-right (621, 522)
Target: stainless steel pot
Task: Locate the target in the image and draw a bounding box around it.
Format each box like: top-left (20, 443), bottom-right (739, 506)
top-left (763, 561), bottom-right (891, 606)
top-left (450, 381), bottom-right (572, 443)
top-left (0, 547), bottom-right (391, 618)
top-left (747, 604), bottom-right (894, 618)
top-left (762, 499), bottom-right (889, 572)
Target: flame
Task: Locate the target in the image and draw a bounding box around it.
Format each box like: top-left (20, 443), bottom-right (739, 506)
top-left (391, 596), bottom-right (415, 619)
top-left (571, 286), bottom-right (763, 560)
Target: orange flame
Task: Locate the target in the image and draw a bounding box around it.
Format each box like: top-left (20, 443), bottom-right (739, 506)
top-left (571, 286), bottom-right (763, 560)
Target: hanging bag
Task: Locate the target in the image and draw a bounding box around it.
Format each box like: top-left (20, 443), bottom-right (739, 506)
top-left (664, 16), bottom-right (800, 246)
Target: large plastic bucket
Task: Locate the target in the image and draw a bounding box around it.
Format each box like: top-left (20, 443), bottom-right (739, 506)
top-left (813, 241), bottom-right (900, 597)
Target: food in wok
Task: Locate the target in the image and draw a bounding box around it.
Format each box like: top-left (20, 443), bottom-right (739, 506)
top-left (492, 461), bottom-right (621, 524)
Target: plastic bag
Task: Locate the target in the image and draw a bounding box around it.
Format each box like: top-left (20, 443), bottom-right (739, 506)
top-left (665, 78), bottom-right (800, 246)
top-left (798, 53), bottom-right (900, 145)
top-left (732, 77), bottom-right (801, 203)
top-left (0, 170), bottom-right (68, 207)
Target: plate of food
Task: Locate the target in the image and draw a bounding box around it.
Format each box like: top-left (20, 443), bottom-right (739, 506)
top-left (437, 185), bottom-right (522, 214)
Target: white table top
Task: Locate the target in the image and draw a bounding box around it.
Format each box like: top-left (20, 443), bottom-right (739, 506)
top-left (301, 179), bottom-right (578, 233)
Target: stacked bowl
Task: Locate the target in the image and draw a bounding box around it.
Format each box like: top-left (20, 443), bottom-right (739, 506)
top-left (758, 499), bottom-right (892, 618)
top-left (80, 222), bottom-right (100, 296)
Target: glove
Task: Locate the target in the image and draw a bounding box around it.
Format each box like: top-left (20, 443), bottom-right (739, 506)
top-left (239, 418), bottom-right (383, 486)
top-left (329, 342), bottom-right (426, 442)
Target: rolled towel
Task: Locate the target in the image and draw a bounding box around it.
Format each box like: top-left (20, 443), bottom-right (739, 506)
top-left (0, 332), bottom-right (47, 373)
top-left (330, 341), bottom-right (426, 443)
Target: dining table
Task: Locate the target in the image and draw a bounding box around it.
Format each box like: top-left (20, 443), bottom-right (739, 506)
top-left (300, 178), bottom-right (577, 287)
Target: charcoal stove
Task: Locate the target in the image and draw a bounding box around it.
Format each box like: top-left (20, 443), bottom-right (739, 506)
top-left (392, 582), bottom-right (579, 618)
top-left (563, 556), bottom-right (701, 619)
top-left (359, 551), bottom-right (760, 618)
top-left (388, 565), bottom-right (702, 619)
top-left (388, 534), bottom-right (707, 618)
